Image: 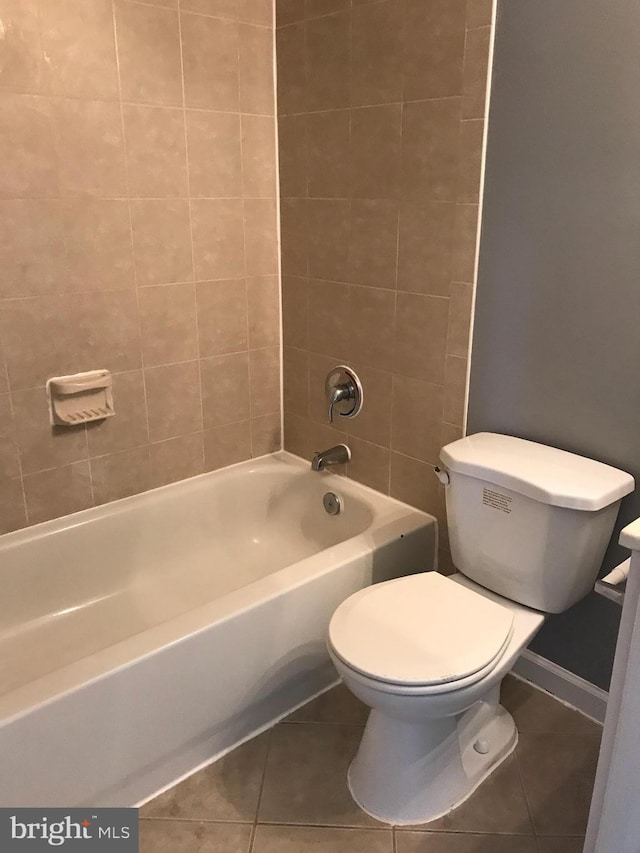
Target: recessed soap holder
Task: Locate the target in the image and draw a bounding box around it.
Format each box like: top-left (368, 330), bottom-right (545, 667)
top-left (46, 369), bottom-right (114, 427)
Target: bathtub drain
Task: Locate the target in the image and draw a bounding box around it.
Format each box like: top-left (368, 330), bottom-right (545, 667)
top-left (323, 492), bottom-right (342, 516)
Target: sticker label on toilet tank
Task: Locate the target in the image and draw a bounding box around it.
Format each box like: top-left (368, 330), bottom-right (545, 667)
top-left (0, 809), bottom-right (138, 851)
top-left (482, 487), bottom-right (512, 514)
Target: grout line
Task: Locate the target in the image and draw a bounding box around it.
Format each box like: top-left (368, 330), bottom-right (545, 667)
top-left (125, 0), bottom-right (273, 30)
top-left (237, 25), bottom-right (255, 459)
top-left (462, 0), bottom-right (497, 435)
top-left (176, 4), bottom-right (206, 475)
top-left (272, 0), bottom-right (285, 455)
top-left (110, 0), bottom-right (152, 500)
top-left (250, 727), bottom-right (273, 852)
top-left (513, 744), bottom-right (539, 838)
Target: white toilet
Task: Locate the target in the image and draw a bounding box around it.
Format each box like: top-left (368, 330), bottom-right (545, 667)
top-left (328, 432), bottom-right (634, 825)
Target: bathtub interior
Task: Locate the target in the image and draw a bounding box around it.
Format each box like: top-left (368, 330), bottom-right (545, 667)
top-left (0, 454), bottom-right (388, 697)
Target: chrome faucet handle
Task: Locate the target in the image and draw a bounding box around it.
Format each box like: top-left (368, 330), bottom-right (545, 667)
top-left (325, 366), bottom-right (364, 424)
top-left (327, 384), bottom-right (352, 423)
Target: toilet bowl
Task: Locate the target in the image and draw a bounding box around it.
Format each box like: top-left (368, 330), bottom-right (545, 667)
top-left (328, 571), bottom-right (545, 825)
top-left (327, 433), bottom-right (634, 825)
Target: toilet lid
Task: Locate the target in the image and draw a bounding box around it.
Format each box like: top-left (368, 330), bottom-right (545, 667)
top-left (329, 572), bottom-right (514, 687)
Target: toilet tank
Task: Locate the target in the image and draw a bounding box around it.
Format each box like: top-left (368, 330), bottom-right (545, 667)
top-left (439, 433), bottom-right (635, 613)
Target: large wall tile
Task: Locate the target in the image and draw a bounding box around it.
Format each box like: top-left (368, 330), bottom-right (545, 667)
top-left (348, 199), bottom-right (399, 289)
top-left (280, 199), bottom-right (308, 276)
top-left (40, 0), bottom-right (119, 100)
top-left (249, 347), bottom-right (281, 416)
top-left (191, 199), bottom-right (246, 280)
top-left (389, 451), bottom-right (440, 515)
top-left (243, 199), bottom-right (279, 276)
top-left (393, 292), bottom-right (449, 384)
top-left (181, 0), bottom-right (236, 17)
top-left (306, 199), bottom-right (349, 281)
top-left (0, 291), bottom-right (141, 391)
top-left (0, 0), bottom-right (49, 95)
top-left (307, 279), bottom-right (349, 359)
top-left (145, 361), bottom-right (202, 442)
top-left (0, 95), bottom-right (57, 198)
top-left (0, 199), bottom-right (65, 297)
top-left (351, 0), bottom-right (403, 106)
top-left (242, 115), bottom-right (277, 198)
top-left (350, 105), bottom-right (402, 200)
top-left (86, 370), bottom-right (149, 457)
top-left (307, 110), bottom-right (350, 199)
top-left (123, 105), bottom-right (188, 198)
top-left (186, 110), bottom-right (242, 198)
top-left (391, 375), bottom-right (443, 464)
top-left (239, 0), bottom-right (273, 27)
top-left (0, 393), bottom-right (20, 479)
top-left (283, 347), bottom-right (309, 418)
top-left (278, 115), bottom-right (307, 197)
top-left (403, 0), bottom-right (466, 100)
top-left (196, 279), bottom-right (249, 357)
top-left (276, 23), bottom-right (306, 115)
top-left (53, 99), bottom-right (127, 197)
top-left (345, 364), bottom-right (392, 447)
top-left (247, 276), bottom-right (280, 349)
top-left (23, 462), bottom-right (93, 524)
top-left (61, 199), bottom-right (135, 291)
top-left (115, 1), bottom-right (183, 106)
top-left (306, 11), bottom-right (350, 111)
top-left (182, 13), bottom-right (239, 110)
top-left (239, 23), bottom-right (275, 114)
top-left (149, 432), bottom-right (205, 489)
top-left (12, 387), bottom-right (87, 474)
top-left (397, 200), bottom-right (456, 296)
top-left (131, 199), bottom-right (194, 286)
top-left (282, 276), bottom-right (309, 351)
top-left (347, 437), bottom-right (390, 494)
top-left (91, 446), bottom-right (151, 505)
top-left (251, 412), bottom-right (281, 457)
top-left (204, 419), bottom-right (252, 470)
top-left (463, 26), bottom-right (491, 119)
top-left (348, 286), bottom-right (396, 371)
top-left (200, 352), bottom-right (251, 427)
top-left (138, 282), bottom-right (199, 367)
top-left (401, 98), bottom-right (461, 202)
top-left (0, 477), bottom-right (27, 534)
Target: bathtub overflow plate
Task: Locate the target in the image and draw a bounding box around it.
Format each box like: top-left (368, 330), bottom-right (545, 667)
top-left (323, 492), bottom-right (342, 516)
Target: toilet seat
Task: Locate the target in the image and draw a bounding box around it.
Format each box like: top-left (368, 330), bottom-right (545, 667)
top-left (328, 572), bottom-right (515, 694)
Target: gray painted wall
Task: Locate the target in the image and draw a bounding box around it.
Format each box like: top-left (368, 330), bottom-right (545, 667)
top-left (467, 0), bottom-right (640, 690)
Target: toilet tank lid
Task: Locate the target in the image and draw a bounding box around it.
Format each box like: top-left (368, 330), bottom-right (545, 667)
top-left (440, 433), bottom-right (635, 511)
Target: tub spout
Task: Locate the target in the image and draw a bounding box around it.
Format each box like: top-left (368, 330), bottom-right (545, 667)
top-left (311, 444), bottom-right (351, 472)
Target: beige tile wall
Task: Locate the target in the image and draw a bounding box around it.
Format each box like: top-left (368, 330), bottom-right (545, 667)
top-left (277, 0), bottom-right (492, 569)
top-left (0, 0), bottom-right (280, 532)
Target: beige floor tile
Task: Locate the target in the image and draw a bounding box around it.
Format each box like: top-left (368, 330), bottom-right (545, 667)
top-left (501, 676), bottom-right (602, 735)
top-left (258, 722), bottom-right (381, 827)
top-left (536, 838), bottom-right (585, 853)
top-left (252, 824), bottom-right (393, 853)
top-left (395, 832), bottom-right (538, 853)
top-left (421, 755), bottom-right (533, 835)
top-left (516, 733), bottom-right (601, 836)
top-left (141, 732), bottom-right (269, 822)
top-left (139, 820), bottom-right (252, 853)
top-left (285, 684), bottom-right (369, 726)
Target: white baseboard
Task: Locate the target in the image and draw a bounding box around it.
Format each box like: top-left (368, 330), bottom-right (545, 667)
top-left (511, 649), bottom-right (608, 724)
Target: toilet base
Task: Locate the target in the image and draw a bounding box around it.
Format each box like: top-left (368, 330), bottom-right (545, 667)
top-left (347, 689), bottom-right (517, 825)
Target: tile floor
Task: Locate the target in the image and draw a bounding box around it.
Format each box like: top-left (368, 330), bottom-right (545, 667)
top-left (139, 676), bottom-right (600, 852)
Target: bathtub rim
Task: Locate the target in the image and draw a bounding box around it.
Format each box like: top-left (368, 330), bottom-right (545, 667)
top-left (0, 451), bottom-right (436, 726)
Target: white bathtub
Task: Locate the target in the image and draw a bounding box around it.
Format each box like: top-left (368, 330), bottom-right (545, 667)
top-left (0, 451), bottom-right (436, 807)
